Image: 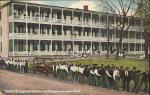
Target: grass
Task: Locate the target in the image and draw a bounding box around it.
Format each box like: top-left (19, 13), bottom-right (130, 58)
top-left (68, 58), bottom-right (149, 71)
top-left (30, 57), bottom-right (148, 72)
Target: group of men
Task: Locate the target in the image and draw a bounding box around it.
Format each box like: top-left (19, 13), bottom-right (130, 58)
top-left (52, 62), bottom-right (149, 93)
top-left (0, 58), bottom-right (149, 93)
top-left (3, 58), bottom-right (29, 73)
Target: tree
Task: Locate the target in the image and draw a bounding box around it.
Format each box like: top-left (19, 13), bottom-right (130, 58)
top-left (136, 0), bottom-right (150, 59)
top-left (99, 0), bottom-right (138, 58)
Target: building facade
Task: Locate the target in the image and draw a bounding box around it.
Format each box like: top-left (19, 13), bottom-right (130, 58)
top-left (0, 1), bottom-right (145, 58)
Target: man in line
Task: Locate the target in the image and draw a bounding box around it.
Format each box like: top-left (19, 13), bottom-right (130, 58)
top-left (113, 67), bottom-right (120, 91)
top-left (123, 67), bottom-right (130, 92)
top-left (139, 69), bottom-right (149, 92)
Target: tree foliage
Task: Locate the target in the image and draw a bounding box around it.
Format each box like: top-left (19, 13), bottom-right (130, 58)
top-left (136, 0), bottom-right (150, 59)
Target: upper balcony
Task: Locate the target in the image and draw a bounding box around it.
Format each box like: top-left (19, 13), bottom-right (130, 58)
top-left (9, 3), bottom-right (143, 31)
top-left (9, 13), bottom-right (142, 31)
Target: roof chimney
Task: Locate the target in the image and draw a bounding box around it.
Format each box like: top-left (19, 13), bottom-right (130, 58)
top-left (83, 5), bottom-right (88, 11)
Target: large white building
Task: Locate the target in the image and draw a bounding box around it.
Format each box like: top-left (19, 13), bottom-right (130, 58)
top-left (0, 1), bottom-right (146, 58)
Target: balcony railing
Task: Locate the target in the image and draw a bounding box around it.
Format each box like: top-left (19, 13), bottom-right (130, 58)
top-left (40, 17), bottom-right (51, 23)
top-left (63, 19), bottom-right (72, 24)
top-left (11, 15), bottom-right (26, 21)
top-left (9, 32), bottom-right (144, 43)
top-left (9, 16), bottom-right (106, 27)
top-left (9, 15), bottom-right (143, 31)
top-left (27, 16), bottom-right (39, 22)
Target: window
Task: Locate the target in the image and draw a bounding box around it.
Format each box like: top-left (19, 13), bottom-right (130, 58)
top-left (40, 42), bottom-right (46, 51)
top-left (129, 31), bottom-right (135, 38)
top-left (136, 32), bottom-right (141, 39)
top-left (78, 31), bottom-right (81, 36)
top-left (136, 44), bottom-right (141, 51)
top-left (9, 40), bottom-right (13, 51)
top-left (33, 42), bottom-right (38, 51)
top-left (52, 30), bottom-right (55, 35)
top-left (130, 43), bottom-right (135, 51)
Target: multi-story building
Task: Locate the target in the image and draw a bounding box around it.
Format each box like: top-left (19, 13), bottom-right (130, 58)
top-left (0, 1), bottom-right (145, 58)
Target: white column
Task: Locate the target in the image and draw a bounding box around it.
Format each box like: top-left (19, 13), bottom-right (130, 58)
top-left (82, 41), bottom-right (84, 51)
top-left (72, 10), bottom-right (75, 54)
top-left (91, 13), bottom-right (92, 37)
top-left (91, 41), bottom-right (92, 55)
top-left (30, 42), bottom-right (32, 52)
top-left (128, 43), bottom-right (130, 54)
top-left (50, 7), bottom-right (53, 54)
top-left (90, 28), bottom-right (92, 54)
top-left (62, 24), bottom-right (64, 54)
top-left (38, 6), bottom-right (41, 55)
top-left (90, 12), bottom-right (92, 26)
top-left (50, 8), bottom-right (53, 55)
top-left (62, 9), bottom-right (64, 23)
top-left (99, 27), bottom-right (102, 52)
top-left (62, 41), bottom-right (64, 54)
top-left (99, 42), bottom-right (101, 51)
top-left (127, 29), bottom-right (130, 54)
top-left (82, 11), bottom-right (83, 25)
top-left (30, 10), bottom-right (32, 19)
top-left (26, 4), bottom-right (28, 55)
top-left (12, 3), bottom-right (15, 56)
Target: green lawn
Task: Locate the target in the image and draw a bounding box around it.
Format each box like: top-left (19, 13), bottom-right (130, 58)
top-left (68, 58), bottom-right (149, 71)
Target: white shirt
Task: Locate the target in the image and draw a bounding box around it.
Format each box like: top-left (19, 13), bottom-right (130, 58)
top-left (60, 65), bottom-right (68, 73)
top-left (125, 70), bottom-right (128, 76)
top-left (90, 69), bottom-right (95, 75)
top-left (106, 70), bottom-right (112, 77)
top-left (22, 61), bottom-right (25, 66)
top-left (70, 65), bottom-right (77, 72)
top-left (79, 67), bottom-right (85, 74)
top-left (16, 62), bottom-right (19, 68)
top-left (64, 65), bottom-right (69, 73)
top-left (113, 69), bottom-right (120, 80)
top-left (94, 69), bottom-right (101, 76)
top-left (5, 60), bottom-right (9, 65)
top-left (56, 64), bottom-right (60, 71)
top-left (52, 64), bottom-right (55, 71)
top-left (19, 61), bottom-right (23, 68)
top-left (13, 61), bottom-right (17, 65)
top-left (10, 60), bottom-right (13, 64)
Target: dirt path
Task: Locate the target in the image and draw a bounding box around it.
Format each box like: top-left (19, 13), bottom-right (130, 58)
top-left (0, 70), bottom-right (148, 95)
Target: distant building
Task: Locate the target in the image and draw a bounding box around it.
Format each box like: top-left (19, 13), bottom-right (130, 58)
top-left (0, 1), bottom-right (145, 58)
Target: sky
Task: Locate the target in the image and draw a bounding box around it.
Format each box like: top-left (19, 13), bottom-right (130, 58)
top-left (23, 0), bottom-right (100, 11)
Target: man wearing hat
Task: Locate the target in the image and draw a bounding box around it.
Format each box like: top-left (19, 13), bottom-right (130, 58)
top-left (24, 60), bottom-right (29, 73)
top-left (88, 64), bottom-right (97, 85)
top-left (139, 70), bottom-right (149, 92)
top-left (123, 67), bottom-right (130, 92)
top-left (83, 65), bottom-right (89, 84)
top-left (94, 66), bottom-right (101, 86)
top-left (78, 65), bottom-right (85, 83)
top-left (132, 70), bottom-right (141, 93)
top-left (131, 67), bottom-right (137, 92)
top-left (74, 63), bottom-right (80, 82)
top-left (52, 62), bottom-right (57, 77)
top-left (70, 64), bottom-right (77, 81)
top-left (105, 66), bottom-right (112, 88)
top-left (119, 66), bottom-right (125, 89)
top-left (113, 67), bottom-right (120, 91)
